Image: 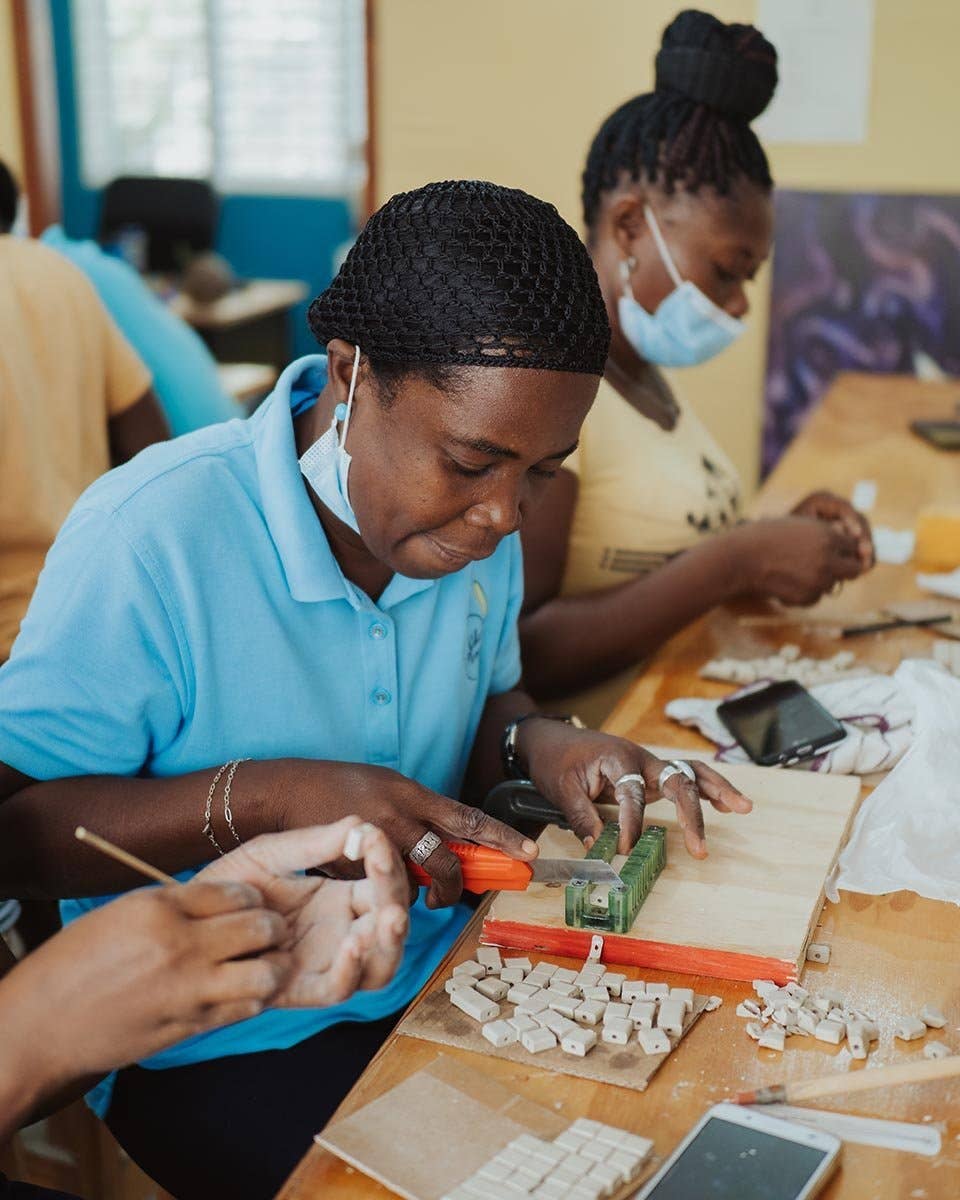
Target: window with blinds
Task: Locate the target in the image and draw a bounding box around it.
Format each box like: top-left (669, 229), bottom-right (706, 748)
top-left (73, 0), bottom-right (367, 195)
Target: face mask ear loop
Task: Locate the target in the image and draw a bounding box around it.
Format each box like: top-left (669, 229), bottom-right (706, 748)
top-left (339, 343), bottom-right (361, 450)
top-left (644, 205), bottom-right (684, 289)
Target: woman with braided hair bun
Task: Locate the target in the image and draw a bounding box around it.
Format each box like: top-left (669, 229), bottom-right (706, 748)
top-left (0, 179), bottom-right (750, 1197)
top-left (520, 9), bottom-right (876, 724)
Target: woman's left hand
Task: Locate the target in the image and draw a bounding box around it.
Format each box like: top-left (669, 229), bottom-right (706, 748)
top-left (517, 721), bottom-right (752, 857)
top-left (791, 491), bottom-right (874, 572)
top-left (198, 819), bottom-right (410, 1007)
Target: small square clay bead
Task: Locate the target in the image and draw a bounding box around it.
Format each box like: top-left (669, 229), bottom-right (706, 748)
top-left (561, 1027), bottom-right (598, 1057)
top-left (601, 1017), bottom-right (633, 1045)
top-left (482, 1019), bottom-right (518, 1048)
top-left (637, 1027), bottom-right (671, 1054)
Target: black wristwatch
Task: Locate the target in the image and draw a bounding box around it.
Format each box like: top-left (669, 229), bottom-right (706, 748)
top-left (500, 712), bottom-right (585, 780)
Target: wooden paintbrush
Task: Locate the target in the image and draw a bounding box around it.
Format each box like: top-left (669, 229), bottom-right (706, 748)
top-left (732, 1055), bottom-right (960, 1106)
top-left (75, 826), bottom-right (179, 886)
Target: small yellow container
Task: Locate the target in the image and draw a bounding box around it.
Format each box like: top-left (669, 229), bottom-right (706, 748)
top-left (915, 506), bottom-right (960, 571)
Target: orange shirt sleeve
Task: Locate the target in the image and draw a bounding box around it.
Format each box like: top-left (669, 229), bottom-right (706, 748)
top-left (97, 301), bottom-right (153, 418)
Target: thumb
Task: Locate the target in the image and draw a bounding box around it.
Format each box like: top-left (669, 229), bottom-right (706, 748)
top-left (175, 878), bottom-right (265, 917)
top-left (204, 819), bottom-right (369, 883)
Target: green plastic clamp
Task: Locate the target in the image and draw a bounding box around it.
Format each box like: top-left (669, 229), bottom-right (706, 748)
top-left (563, 822), bottom-right (666, 934)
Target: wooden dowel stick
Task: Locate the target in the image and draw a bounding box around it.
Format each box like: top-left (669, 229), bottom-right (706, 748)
top-left (75, 827), bottom-right (179, 886)
top-left (734, 1054), bottom-right (960, 1106)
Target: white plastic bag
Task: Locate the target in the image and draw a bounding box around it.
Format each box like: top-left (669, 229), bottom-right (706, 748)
top-left (666, 672), bottom-right (912, 775)
top-left (828, 658), bottom-right (960, 905)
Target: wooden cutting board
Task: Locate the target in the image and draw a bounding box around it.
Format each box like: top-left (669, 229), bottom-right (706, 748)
top-left (482, 753), bottom-right (861, 984)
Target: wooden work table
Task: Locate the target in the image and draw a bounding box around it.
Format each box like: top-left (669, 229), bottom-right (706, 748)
top-left (167, 278), bottom-right (308, 330)
top-left (165, 277), bottom-right (309, 372)
top-left (278, 374), bottom-right (960, 1200)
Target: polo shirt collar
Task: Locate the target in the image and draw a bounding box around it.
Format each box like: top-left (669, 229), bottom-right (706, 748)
top-left (253, 355), bottom-right (435, 608)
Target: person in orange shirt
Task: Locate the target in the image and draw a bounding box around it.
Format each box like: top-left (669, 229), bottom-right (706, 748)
top-left (0, 161), bottom-right (168, 661)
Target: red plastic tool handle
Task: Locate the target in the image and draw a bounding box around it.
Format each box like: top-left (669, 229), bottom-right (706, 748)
top-left (407, 841), bottom-right (534, 893)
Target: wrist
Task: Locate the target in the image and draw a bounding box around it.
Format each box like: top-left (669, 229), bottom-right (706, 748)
top-left (225, 758), bottom-right (309, 837)
top-left (0, 979), bottom-right (63, 1136)
top-left (512, 713), bottom-right (583, 779)
top-left (514, 714), bottom-right (549, 779)
top-left (269, 759), bottom-right (400, 832)
top-left (721, 521), bottom-right (763, 598)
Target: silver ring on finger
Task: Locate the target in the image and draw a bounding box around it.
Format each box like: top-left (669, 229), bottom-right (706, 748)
top-left (658, 759), bottom-right (697, 794)
top-left (408, 830), bottom-right (443, 866)
top-left (614, 773), bottom-right (646, 796)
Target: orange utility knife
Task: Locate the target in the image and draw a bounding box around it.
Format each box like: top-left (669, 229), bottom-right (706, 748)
top-left (408, 842), bottom-right (620, 893)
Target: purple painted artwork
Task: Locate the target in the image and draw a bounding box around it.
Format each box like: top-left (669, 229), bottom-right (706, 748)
top-left (763, 190), bottom-right (960, 475)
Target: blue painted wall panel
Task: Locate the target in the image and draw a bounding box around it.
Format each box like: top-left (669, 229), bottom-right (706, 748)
top-left (49, 0), bottom-right (354, 359)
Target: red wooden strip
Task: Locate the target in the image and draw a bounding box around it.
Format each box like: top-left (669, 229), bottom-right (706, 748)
top-left (481, 918), bottom-right (798, 985)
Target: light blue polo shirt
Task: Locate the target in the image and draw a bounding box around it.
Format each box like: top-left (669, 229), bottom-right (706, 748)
top-left (0, 354), bottom-right (523, 1111)
top-left (40, 225), bottom-right (241, 436)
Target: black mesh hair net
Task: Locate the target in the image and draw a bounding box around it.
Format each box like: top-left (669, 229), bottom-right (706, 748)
top-left (308, 180), bottom-right (610, 375)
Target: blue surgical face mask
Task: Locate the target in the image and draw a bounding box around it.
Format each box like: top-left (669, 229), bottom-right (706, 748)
top-left (298, 343), bottom-right (361, 534)
top-left (617, 205), bottom-right (745, 368)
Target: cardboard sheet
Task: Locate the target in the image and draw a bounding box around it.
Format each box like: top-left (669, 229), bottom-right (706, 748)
top-left (317, 1054), bottom-right (568, 1200)
top-left (399, 989), bottom-right (709, 1093)
top-left (318, 1054), bottom-right (654, 1200)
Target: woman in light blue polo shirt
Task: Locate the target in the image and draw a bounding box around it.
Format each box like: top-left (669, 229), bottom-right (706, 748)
top-left (0, 181), bottom-right (749, 1199)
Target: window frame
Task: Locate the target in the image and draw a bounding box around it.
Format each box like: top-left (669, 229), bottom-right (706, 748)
top-left (71, 0), bottom-right (371, 202)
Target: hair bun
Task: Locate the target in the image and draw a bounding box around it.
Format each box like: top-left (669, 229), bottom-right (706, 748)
top-left (654, 9), bottom-right (778, 122)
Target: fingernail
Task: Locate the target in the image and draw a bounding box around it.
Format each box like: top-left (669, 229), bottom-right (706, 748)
top-left (521, 839), bottom-right (537, 856)
top-left (583, 836), bottom-right (595, 851)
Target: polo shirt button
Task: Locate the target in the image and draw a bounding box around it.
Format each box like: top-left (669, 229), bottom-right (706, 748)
top-left (369, 621), bottom-right (387, 640)
top-left (372, 688), bottom-right (392, 706)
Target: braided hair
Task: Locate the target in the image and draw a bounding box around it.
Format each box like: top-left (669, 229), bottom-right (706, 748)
top-left (582, 9), bottom-right (778, 231)
top-left (0, 160), bottom-right (18, 234)
top-left (309, 180), bottom-right (610, 385)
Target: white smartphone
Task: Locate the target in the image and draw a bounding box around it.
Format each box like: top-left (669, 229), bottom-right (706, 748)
top-left (635, 1103), bottom-right (840, 1200)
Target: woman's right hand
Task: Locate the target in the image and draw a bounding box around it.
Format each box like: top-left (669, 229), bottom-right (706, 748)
top-left (730, 516), bottom-right (864, 606)
top-left (277, 761), bottom-right (538, 909)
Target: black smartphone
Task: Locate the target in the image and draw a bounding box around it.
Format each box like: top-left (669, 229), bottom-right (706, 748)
top-left (716, 680), bottom-right (846, 767)
top-left (911, 419), bottom-right (960, 451)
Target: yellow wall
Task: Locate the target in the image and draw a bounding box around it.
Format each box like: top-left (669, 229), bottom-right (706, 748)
top-left (372, 0), bottom-right (960, 493)
top-left (0, 1), bottom-right (23, 178)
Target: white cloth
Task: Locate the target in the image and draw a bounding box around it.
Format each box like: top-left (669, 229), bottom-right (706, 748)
top-left (872, 526), bottom-right (916, 565)
top-left (917, 566), bottom-right (960, 600)
top-left (666, 672), bottom-right (913, 775)
top-left (828, 659), bottom-right (960, 905)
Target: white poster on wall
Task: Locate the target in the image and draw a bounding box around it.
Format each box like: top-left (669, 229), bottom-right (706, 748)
top-left (756, 0), bottom-right (874, 144)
